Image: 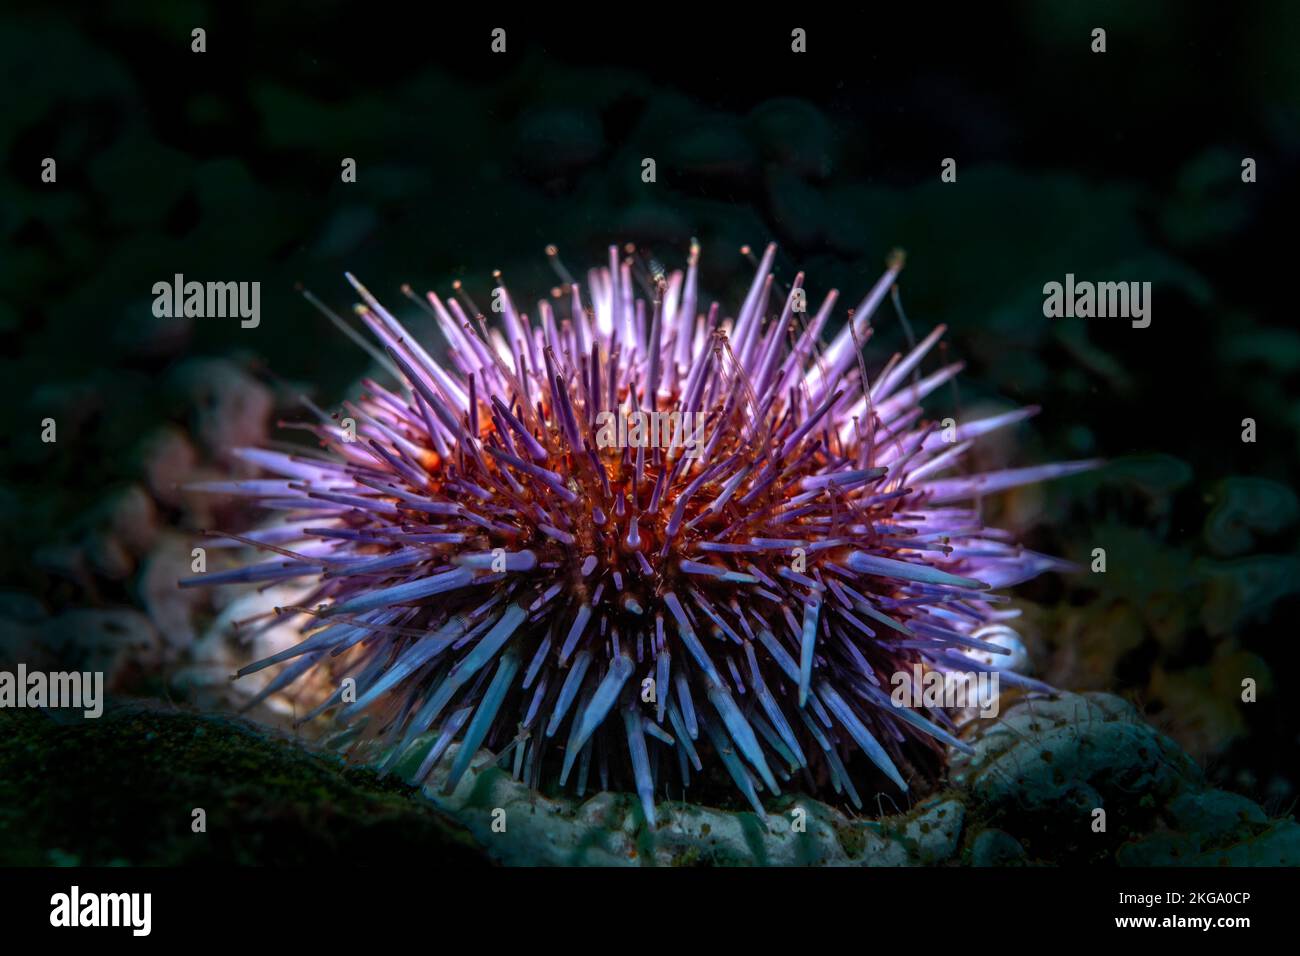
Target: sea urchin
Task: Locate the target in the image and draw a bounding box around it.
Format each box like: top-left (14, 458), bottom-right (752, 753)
top-left (182, 241), bottom-right (1096, 826)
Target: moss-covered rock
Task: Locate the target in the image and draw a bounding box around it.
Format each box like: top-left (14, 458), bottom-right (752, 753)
top-left (0, 702), bottom-right (489, 866)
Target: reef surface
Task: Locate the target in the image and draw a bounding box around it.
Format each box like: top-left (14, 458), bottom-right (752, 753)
top-left (3, 692), bottom-right (1293, 866)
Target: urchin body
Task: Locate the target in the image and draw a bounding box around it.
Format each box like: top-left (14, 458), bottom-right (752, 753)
top-left (184, 241), bottom-right (1095, 826)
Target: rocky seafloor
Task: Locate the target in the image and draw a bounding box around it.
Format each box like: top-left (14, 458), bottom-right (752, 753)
top-left (3, 691), bottom-right (1294, 866)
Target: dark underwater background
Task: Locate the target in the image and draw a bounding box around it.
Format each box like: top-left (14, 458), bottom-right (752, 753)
top-left (1, 2), bottom-right (1297, 864)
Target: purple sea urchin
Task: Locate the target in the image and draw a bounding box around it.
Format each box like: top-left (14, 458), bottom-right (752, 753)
top-left (182, 241), bottom-right (1096, 826)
